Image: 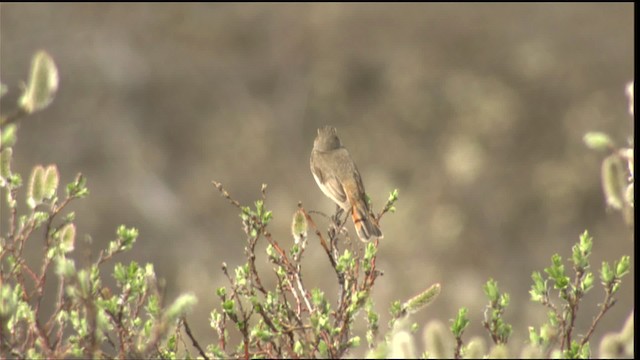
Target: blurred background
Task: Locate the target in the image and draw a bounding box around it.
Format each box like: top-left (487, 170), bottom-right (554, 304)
top-left (1, 3), bottom-right (634, 356)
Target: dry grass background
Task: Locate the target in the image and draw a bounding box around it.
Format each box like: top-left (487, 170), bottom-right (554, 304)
top-left (1, 3), bottom-right (633, 355)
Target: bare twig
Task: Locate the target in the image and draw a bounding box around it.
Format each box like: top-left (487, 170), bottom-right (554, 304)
top-left (182, 318), bottom-right (209, 360)
top-left (212, 181), bottom-right (242, 209)
top-left (580, 288), bottom-right (617, 347)
top-left (454, 335), bottom-right (464, 359)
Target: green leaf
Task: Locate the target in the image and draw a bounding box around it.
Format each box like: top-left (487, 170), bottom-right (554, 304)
top-left (600, 262), bottom-right (614, 283)
top-left (27, 165), bottom-right (46, 208)
top-left (289, 243), bottom-right (300, 259)
top-left (483, 279), bottom-right (499, 303)
top-left (363, 242), bottom-right (377, 272)
top-left (450, 307), bottom-right (469, 338)
top-left (266, 244), bottom-right (276, 258)
top-left (66, 173), bottom-right (89, 198)
top-left (601, 155), bottom-right (627, 210)
top-left (578, 230), bottom-right (593, 252)
top-left (54, 256), bottom-right (76, 278)
top-left (63, 211), bottom-right (75, 223)
top-left (528, 326), bottom-right (541, 345)
top-left (545, 254), bottom-right (569, 289)
top-left (216, 287), bottom-right (226, 298)
top-left (388, 189), bottom-right (399, 202)
top-left (59, 223), bottom-right (76, 253)
top-left (222, 300), bottom-right (235, 314)
top-left (7, 173), bottom-right (22, 193)
top-left (210, 309), bottom-right (222, 328)
top-left (0, 148), bottom-right (12, 185)
top-left (0, 124), bottom-right (18, 149)
top-left (336, 249), bottom-right (353, 273)
top-left (251, 325), bottom-right (273, 342)
top-left (498, 322), bottom-right (512, 342)
top-left (499, 293), bottom-right (510, 308)
top-left (291, 208), bottom-right (308, 243)
top-left (546, 311), bottom-right (559, 327)
top-left (18, 50), bottom-right (59, 113)
top-left (402, 283), bottom-right (441, 315)
top-left (389, 300), bottom-right (402, 318)
top-left (207, 344), bottom-right (226, 359)
top-left (385, 189), bottom-right (399, 213)
top-left (113, 262), bottom-right (138, 285)
top-left (581, 271), bottom-right (594, 293)
top-left (165, 293), bottom-right (197, 323)
top-left (146, 294), bottom-right (160, 318)
top-left (615, 256), bottom-right (630, 278)
top-left (611, 282), bottom-right (621, 294)
top-left (579, 342), bottom-right (591, 358)
top-left (349, 335), bottom-right (361, 347)
top-left (43, 165), bottom-right (59, 200)
top-left (583, 132), bottom-right (614, 151)
top-left (572, 231), bottom-right (592, 269)
top-left (529, 271), bottom-right (546, 303)
top-left (367, 305), bottom-right (379, 326)
top-left (235, 264), bottom-right (248, 287)
top-left (262, 210), bottom-right (273, 223)
top-left (318, 340), bottom-right (328, 357)
top-left (564, 340), bottom-right (584, 359)
top-left (311, 289), bottom-right (326, 309)
top-left (33, 211), bottom-right (49, 228)
top-left (116, 225), bottom-right (139, 249)
top-left (166, 334), bottom-right (177, 352)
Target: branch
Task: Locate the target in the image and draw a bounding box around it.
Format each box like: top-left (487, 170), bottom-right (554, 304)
top-left (182, 318), bottom-right (209, 360)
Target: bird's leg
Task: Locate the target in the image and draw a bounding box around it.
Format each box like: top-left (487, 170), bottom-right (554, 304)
top-left (332, 205), bottom-right (350, 238)
top-left (333, 205), bottom-right (350, 230)
top-left (328, 205), bottom-right (347, 250)
top-left (337, 206), bottom-right (349, 228)
top-left (334, 204), bottom-right (345, 221)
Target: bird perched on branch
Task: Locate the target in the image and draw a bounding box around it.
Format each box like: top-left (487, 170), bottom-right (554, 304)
top-left (310, 126), bottom-right (383, 241)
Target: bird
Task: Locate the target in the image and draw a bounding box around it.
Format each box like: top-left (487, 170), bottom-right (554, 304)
top-left (310, 126), bottom-right (383, 241)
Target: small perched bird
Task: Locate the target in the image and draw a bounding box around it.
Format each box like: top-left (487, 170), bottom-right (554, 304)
top-left (310, 126), bottom-right (383, 241)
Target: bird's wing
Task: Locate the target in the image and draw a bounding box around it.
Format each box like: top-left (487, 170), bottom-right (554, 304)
top-left (311, 154), bottom-right (348, 205)
top-left (323, 174), bottom-right (348, 205)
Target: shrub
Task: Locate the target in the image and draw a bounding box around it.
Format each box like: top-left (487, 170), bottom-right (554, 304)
top-left (1, 51), bottom-right (632, 359)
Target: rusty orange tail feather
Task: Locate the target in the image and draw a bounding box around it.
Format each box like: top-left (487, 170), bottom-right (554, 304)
top-left (351, 204), bottom-right (383, 241)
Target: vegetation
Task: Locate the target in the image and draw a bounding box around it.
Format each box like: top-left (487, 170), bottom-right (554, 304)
top-left (1, 52), bottom-right (632, 359)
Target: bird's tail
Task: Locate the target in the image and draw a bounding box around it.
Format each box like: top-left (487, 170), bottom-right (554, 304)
top-left (351, 201), bottom-right (383, 242)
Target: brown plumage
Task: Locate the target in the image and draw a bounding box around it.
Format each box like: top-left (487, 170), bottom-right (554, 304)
top-left (310, 126), bottom-right (383, 241)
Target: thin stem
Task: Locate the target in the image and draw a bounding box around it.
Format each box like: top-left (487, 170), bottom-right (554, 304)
top-left (182, 318), bottom-right (209, 360)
